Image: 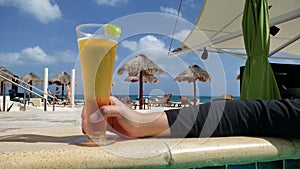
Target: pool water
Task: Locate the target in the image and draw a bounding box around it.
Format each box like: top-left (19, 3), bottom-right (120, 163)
top-left (193, 159), bottom-right (300, 169)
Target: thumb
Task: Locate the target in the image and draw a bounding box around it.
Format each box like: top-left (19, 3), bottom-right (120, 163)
top-left (89, 105), bottom-right (121, 123)
top-left (89, 109), bottom-right (105, 123)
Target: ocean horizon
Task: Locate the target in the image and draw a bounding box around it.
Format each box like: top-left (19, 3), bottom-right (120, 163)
top-left (75, 95), bottom-right (240, 103)
top-left (3, 93), bottom-right (239, 104)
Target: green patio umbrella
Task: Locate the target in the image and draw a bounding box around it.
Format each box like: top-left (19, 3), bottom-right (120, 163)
top-left (240, 0), bottom-right (281, 100)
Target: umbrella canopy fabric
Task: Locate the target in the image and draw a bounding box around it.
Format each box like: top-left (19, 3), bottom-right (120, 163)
top-left (117, 54), bottom-right (163, 109)
top-left (241, 0), bottom-right (281, 100)
top-left (175, 64), bottom-right (211, 105)
top-left (21, 72), bottom-right (43, 85)
top-left (49, 71), bottom-right (72, 99)
top-left (170, 0), bottom-right (300, 60)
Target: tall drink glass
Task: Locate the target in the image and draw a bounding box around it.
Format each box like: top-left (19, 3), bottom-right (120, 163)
top-left (76, 23), bottom-right (120, 146)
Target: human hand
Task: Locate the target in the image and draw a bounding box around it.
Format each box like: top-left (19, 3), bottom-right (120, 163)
top-left (81, 96), bottom-right (170, 138)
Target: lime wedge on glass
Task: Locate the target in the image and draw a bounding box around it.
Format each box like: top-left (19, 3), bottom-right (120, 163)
top-left (104, 24), bottom-right (121, 38)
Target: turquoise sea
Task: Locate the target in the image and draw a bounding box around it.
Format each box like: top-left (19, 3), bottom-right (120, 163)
top-left (75, 95), bottom-right (240, 103)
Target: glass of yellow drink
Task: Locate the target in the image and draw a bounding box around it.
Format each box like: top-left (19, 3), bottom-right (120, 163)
top-left (75, 23), bottom-right (121, 146)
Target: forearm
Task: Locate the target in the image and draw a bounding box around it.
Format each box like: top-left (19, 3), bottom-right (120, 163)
top-left (136, 111), bottom-right (171, 137)
top-left (164, 99), bottom-right (300, 138)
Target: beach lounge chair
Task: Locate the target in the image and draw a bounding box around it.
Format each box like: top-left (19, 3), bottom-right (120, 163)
top-left (151, 94), bottom-right (172, 107)
top-left (222, 94), bottom-right (233, 100)
top-left (166, 100), bottom-right (176, 107)
top-left (142, 98), bottom-right (151, 109)
top-left (120, 97), bottom-right (136, 109)
top-left (131, 97), bottom-right (151, 110)
top-left (212, 94), bottom-right (234, 102)
top-left (55, 99), bottom-right (70, 107)
top-left (180, 96), bottom-right (193, 107)
top-left (8, 89), bottom-right (34, 106)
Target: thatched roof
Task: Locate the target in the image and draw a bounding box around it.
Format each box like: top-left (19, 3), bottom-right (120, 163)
top-left (21, 72), bottom-right (43, 85)
top-left (117, 54), bottom-right (163, 76)
top-left (0, 67), bottom-right (16, 80)
top-left (117, 54), bottom-right (163, 109)
top-left (175, 64), bottom-right (211, 83)
top-left (0, 67), bottom-right (17, 86)
top-left (49, 71), bottom-right (72, 85)
top-left (124, 75), bottom-right (159, 83)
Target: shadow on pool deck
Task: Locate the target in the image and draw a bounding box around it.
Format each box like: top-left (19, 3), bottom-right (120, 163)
top-left (0, 133), bottom-right (126, 145)
top-left (0, 134), bottom-right (83, 144)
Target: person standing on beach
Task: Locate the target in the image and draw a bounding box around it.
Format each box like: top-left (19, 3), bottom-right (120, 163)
top-left (47, 88), bottom-right (55, 103)
top-left (66, 84), bottom-right (71, 103)
top-left (54, 87), bottom-right (60, 101)
top-left (81, 96), bottom-right (300, 138)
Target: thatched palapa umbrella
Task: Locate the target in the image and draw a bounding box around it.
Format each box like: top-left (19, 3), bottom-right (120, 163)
top-left (21, 72), bottom-right (43, 98)
top-left (0, 67), bottom-right (18, 94)
top-left (117, 54), bottom-right (163, 109)
top-left (175, 64), bottom-right (211, 105)
top-left (0, 67), bottom-right (16, 87)
top-left (0, 67), bottom-right (18, 111)
top-left (124, 74), bottom-right (159, 83)
top-left (49, 71), bottom-right (72, 99)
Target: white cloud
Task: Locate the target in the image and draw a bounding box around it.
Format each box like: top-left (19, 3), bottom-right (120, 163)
top-left (0, 46), bottom-right (76, 65)
top-left (173, 29), bottom-right (190, 42)
top-left (118, 35), bottom-right (187, 77)
top-left (120, 35), bottom-right (168, 70)
top-left (121, 40), bottom-right (138, 51)
top-left (95, 0), bottom-right (128, 7)
top-left (160, 6), bottom-right (182, 17)
top-left (53, 50), bottom-right (77, 63)
top-left (0, 52), bottom-right (23, 64)
top-left (139, 35), bottom-right (166, 50)
top-left (184, 0), bottom-right (197, 9)
top-left (21, 46), bottom-right (51, 62)
top-left (120, 32), bottom-right (190, 58)
top-left (121, 35), bottom-right (165, 52)
top-left (120, 35), bottom-right (168, 68)
top-left (0, 0), bottom-right (62, 24)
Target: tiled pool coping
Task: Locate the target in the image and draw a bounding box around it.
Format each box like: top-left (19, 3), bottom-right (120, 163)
top-left (0, 111), bottom-right (300, 169)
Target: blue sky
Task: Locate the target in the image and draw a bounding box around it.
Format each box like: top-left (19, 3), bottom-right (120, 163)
top-left (0, 0), bottom-right (264, 97)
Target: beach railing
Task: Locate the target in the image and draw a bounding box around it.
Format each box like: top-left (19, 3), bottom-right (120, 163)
top-left (0, 73), bottom-right (55, 111)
